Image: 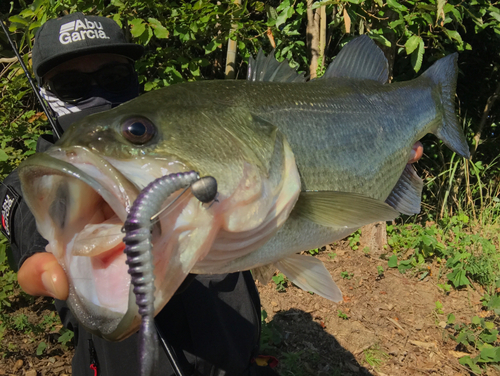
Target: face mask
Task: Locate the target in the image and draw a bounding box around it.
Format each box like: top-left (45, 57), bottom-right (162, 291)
top-left (40, 73), bottom-right (140, 131)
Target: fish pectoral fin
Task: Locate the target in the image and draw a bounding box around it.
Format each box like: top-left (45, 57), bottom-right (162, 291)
top-left (385, 164), bottom-right (423, 215)
top-left (251, 264), bottom-right (277, 285)
top-left (293, 191), bottom-right (399, 228)
top-left (322, 35), bottom-right (389, 84)
top-left (275, 254), bottom-right (342, 302)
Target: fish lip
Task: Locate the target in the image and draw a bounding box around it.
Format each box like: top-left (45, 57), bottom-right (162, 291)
top-left (20, 146), bottom-right (139, 222)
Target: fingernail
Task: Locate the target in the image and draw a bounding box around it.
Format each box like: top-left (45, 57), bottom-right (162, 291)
top-left (41, 271), bottom-right (60, 299)
top-left (409, 149), bottom-right (416, 162)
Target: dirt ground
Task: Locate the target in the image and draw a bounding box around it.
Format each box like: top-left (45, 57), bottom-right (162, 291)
top-left (258, 240), bottom-right (499, 376)
top-left (1, 239), bottom-right (499, 376)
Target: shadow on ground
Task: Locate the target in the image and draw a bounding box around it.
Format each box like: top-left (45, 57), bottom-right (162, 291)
top-left (262, 308), bottom-right (373, 376)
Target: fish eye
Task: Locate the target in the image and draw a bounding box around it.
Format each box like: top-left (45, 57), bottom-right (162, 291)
top-left (121, 117), bottom-right (156, 145)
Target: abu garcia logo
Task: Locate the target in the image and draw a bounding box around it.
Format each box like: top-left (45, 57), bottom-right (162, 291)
top-left (59, 18), bottom-right (110, 45)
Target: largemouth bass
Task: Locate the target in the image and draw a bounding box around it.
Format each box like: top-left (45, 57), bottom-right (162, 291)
top-left (18, 36), bottom-right (469, 342)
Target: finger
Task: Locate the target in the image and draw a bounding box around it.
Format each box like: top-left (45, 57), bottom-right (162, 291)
top-left (17, 253), bottom-right (69, 300)
top-left (409, 141), bottom-right (424, 163)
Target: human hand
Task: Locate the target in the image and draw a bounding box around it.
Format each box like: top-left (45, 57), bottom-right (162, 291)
top-left (17, 252), bottom-right (69, 300)
top-left (409, 141), bottom-right (423, 164)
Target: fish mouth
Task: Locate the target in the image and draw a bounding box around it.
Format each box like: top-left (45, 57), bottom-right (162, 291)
top-left (19, 147), bottom-right (143, 338)
top-left (19, 136), bottom-right (302, 340)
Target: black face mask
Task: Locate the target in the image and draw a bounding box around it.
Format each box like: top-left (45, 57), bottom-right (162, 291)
top-left (41, 73), bottom-right (140, 131)
top-left (44, 63), bottom-right (136, 103)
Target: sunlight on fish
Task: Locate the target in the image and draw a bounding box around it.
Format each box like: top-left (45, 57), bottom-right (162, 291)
top-left (18, 36), bottom-right (469, 348)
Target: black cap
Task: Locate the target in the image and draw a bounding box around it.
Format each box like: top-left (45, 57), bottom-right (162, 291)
top-left (32, 13), bottom-right (144, 80)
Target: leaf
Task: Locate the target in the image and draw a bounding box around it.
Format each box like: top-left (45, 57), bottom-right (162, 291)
top-left (478, 346), bottom-right (500, 363)
top-left (58, 329), bottom-right (74, 344)
top-left (112, 14), bottom-right (122, 28)
top-left (405, 35), bottom-right (421, 55)
top-left (398, 259), bottom-right (414, 273)
top-left (148, 18), bottom-right (168, 39)
top-left (311, 0), bottom-right (330, 10)
top-left (343, 7), bottom-right (351, 34)
top-left (387, 0), bottom-right (408, 12)
top-left (188, 61), bottom-right (200, 77)
top-left (129, 18), bottom-right (146, 38)
top-left (447, 313), bottom-right (456, 324)
top-left (0, 150), bottom-right (8, 162)
top-left (144, 81), bottom-right (157, 92)
top-left (437, 0), bottom-right (446, 23)
top-left (487, 294), bottom-right (500, 310)
top-left (447, 268), bottom-right (470, 288)
top-left (8, 15), bottom-right (28, 25)
top-left (276, 6), bottom-right (294, 28)
top-left (444, 29), bottom-right (464, 48)
top-left (479, 330), bottom-right (498, 344)
top-left (459, 356), bottom-right (482, 374)
top-left (204, 39), bottom-right (220, 54)
top-left (472, 316), bottom-right (481, 325)
top-left (369, 33), bottom-right (391, 47)
top-left (410, 38), bottom-right (425, 72)
top-left (388, 255), bottom-right (398, 268)
top-left (36, 342), bottom-right (47, 356)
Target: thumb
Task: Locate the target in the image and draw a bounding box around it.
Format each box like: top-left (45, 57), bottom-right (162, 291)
top-left (17, 252), bottom-right (69, 300)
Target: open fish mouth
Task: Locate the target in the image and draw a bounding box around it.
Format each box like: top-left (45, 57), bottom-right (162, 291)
top-left (19, 146), bottom-right (145, 337)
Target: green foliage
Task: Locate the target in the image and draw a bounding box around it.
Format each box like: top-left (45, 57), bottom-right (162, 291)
top-left (376, 265), bottom-right (384, 276)
top-left (337, 310), bottom-right (349, 320)
top-left (435, 301), bottom-right (444, 315)
top-left (364, 344), bottom-right (388, 370)
top-left (36, 341), bottom-right (47, 356)
top-left (449, 315), bottom-right (500, 374)
top-left (58, 327), bottom-right (74, 350)
top-left (387, 216), bottom-right (499, 290)
top-left (272, 273), bottom-right (287, 292)
top-left (308, 247), bottom-right (320, 255)
top-left (340, 271), bottom-right (353, 280)
top-left (0, 236), bottom-right (16, 309)
top-left (259, 309), bottom-right (282, 352)
top-left (348, 230), bottom-right (361, 250)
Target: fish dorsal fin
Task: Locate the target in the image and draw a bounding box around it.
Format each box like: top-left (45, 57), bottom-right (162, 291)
top-left (275, 254), bottom-right (342, 302)
top-left (385, 164), bottom-right (423, 215)
top-left (323, 35), bottom-right (389, 84)
top-left (293, 191), bottom-right (399, 228)
top-left (247, 49), bottom-right (307, 83)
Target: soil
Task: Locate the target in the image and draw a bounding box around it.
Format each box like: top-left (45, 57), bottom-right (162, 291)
top-left (1, 239), bottom-right (498, 376)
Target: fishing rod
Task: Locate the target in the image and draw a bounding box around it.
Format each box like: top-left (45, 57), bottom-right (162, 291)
top-left (0, 18), bottom-right (63, 139)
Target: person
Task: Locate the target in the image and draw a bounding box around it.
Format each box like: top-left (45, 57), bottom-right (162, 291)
top-left (0, 12), bottom-right (275, 376)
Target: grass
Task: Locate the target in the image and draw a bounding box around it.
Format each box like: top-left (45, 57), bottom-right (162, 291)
top-left (386, 211), bottom-right (500, 374)
top-left (364, 344), bottom-right (388, 370)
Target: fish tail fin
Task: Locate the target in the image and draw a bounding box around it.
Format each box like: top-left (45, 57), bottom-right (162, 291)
top-left (423, 53), bottom-right (470, 159)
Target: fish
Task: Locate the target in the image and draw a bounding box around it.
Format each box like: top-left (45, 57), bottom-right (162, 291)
top-left (18, 35), bottom-right (469, 342)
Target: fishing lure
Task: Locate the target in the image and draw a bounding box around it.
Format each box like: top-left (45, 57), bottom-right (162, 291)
top-left (122, 171), bottom-right (217, 376)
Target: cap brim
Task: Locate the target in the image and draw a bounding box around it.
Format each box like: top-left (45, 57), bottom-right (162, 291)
top-left (35, 43), bottom-right (144, 79)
